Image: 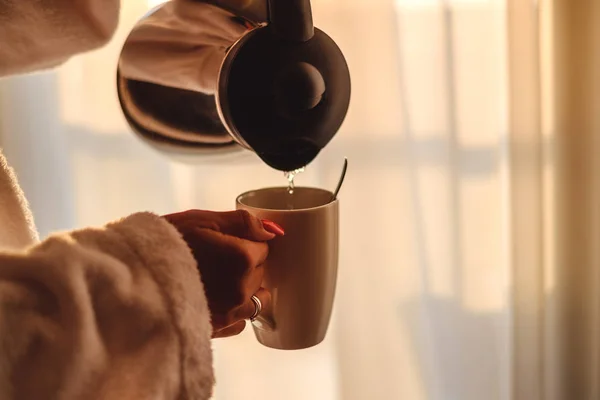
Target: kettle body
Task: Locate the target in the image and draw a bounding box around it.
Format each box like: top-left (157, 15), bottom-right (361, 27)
top-left (117, 0), bottom-right (351, 171)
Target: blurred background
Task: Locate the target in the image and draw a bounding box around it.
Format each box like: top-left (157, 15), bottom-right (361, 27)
top-left (1, 0), bottom-right (600, 399)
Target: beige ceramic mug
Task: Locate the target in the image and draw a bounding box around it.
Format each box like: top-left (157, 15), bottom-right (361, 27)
top-left (236, 187), bottom-right (339, 350)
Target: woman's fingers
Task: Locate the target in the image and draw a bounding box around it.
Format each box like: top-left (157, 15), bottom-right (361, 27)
top-left (214, 287), bottom-right (272, 338)
top-left (165, 209), bottom-right (284, 242)
top-left (183, 227), bottom-right (268, 330)
top-left (190, 227), bottom-right (269, 271)
top-left (162, 208), bottom-right (281, 339)
top-left (216, 210), bottom-right (281, 242)
top-left (244, 264), bottom-right (265, 298)
top-left (214, 289), bottom-right (271, 337)
top-left (234, 287), bottom-right (272, 321)
top-left (261, 219), bottom-right (285, 236)
top-left (213, 320), bottom-right (247, 339)
top-left (163, 210), bottom-right (220, 231)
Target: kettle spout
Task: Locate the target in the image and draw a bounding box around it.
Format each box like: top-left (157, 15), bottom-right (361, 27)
top-left (256, 138), bottom-right (321, 171)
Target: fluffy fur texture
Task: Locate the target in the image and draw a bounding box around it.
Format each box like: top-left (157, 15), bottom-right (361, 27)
top-left (0, 211), bottom-right (215, 400)
top-left (0, 2), bottom-right (215, 398)
top-left (0, 0), bottom-right (120, 76)
top-left (0, 153), bottom-right (215, 399)
top-left (0, 152), bottom-right (38, 249)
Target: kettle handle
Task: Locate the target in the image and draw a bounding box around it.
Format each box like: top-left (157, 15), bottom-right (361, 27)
top-left (268, 0), bottom-right (314, 42)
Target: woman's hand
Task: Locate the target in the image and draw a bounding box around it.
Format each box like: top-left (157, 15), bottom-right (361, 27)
top-left (164, 210), bottom-right (284, 338)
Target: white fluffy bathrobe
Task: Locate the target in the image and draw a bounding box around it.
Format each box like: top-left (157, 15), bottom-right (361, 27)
top-left (0, 1), bottom-right (214, 399)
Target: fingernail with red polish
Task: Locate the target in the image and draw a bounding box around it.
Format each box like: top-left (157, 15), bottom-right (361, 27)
top-left (261, 219), bottom-right (285, 236)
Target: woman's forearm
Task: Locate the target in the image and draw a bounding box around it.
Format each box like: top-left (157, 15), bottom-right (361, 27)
top-left (0, 212), bottom-right (214, 400)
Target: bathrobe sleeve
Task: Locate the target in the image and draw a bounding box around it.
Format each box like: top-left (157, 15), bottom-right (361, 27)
top-left (0, 2), bottom-right (215, 399)
top-left (0, 212), bottom-right (215, 400)
top-left (0, 0), bottom-right (120, 76)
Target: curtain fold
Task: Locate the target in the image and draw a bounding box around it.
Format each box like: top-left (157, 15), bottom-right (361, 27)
top-left (508, 1), bottom-right (600, 399)
top-left (547, 0), bottom-right (600, 398)
top-left (507, 0), bottom-right (544, 398)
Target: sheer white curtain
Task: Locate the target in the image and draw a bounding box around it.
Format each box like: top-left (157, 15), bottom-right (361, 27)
top-left (1, 0), bottom-right (599, 399)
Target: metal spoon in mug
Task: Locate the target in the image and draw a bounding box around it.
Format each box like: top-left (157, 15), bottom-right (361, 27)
top-left (331, 157), bottom-right (348, 201)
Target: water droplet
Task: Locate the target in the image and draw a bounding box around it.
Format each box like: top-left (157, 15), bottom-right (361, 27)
top-left (284, 167), bottom-right (305, 196)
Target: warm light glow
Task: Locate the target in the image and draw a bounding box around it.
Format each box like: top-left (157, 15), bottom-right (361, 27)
top-left (396, 0), bottom-right (500, 5)
top-left (34, 0), bottom-right (519, 397)
top-left (146, 0), bottom-right (164, 7)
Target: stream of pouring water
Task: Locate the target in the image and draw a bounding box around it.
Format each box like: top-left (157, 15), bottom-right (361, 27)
top-left (284, 167), bottom-right (305, 195)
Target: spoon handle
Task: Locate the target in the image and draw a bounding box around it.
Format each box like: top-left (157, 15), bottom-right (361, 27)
top-left (331, 157), bottom-right (348, 201)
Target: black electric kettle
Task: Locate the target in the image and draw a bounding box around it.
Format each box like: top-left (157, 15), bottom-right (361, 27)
top-left (116, 0), bottom-right (351, 171)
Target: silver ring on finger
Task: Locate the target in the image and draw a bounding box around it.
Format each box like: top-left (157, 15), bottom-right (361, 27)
top-left (250, 295), bottom-right (262, 322)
